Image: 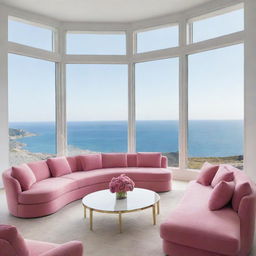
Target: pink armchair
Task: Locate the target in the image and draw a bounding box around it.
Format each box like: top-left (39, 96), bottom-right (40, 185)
top-left (0, 225), bottom-right (83, 256)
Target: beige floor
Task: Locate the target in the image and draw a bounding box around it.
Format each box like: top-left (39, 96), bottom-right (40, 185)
top-left (0, 181), bottom-right (255, 256)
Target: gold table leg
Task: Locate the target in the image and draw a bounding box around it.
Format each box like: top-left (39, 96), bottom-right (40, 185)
top-left (119, 212), bottom-right (122, 233)
top-left (90, 209), bottom-right (93, 231)
top-left (84, 206), bottom-right (86, 219)
top-left (152, 204), bottom-right (156, 225)
top-left (157, 201), bottom-right (160, 215)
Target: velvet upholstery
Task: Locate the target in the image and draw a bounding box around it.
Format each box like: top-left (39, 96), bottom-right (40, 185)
top-left (27, 160), bottom-right (51, 182)
top-left (127, 153), bottom-right (138, 167)
top-left (0, 225), bottom-right (29, 256)
top-left (3, 153), bottom-right (171, 218)
top-left (160, 166), bottom-right (256, 256)
top-left (211, 165), bottom-right (234, 187)
top-left (12, 164), bottom-right (36, 191)
top-left (225, 165), bottom-right (253, 211)
top-left (0, 225), bottom-right (83, 256)
top-left (137, 152), bottom-right (162, 167)
top-left (66, 156), bottom-right (82, 172)
top-left (208, 181), bottom-right (235, 210)
top-left (196, 162), bottom-right (219, 186)
top-left (79, 154), bottom-right (102, 171)
top-left (47, 157), bottom-right (72, 177)
top-left (102, 153), bottom-right (128, 168)
top-left (26, 240), bottom-right (83, 256)
top-left (18, 177), bottom-right (77, 204)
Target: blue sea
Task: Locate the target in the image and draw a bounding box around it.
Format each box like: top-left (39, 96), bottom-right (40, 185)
top-left (9, 120), bottom-right (243, 157)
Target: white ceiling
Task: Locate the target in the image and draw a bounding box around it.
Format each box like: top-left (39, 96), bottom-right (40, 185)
top-left (1, 0), bottom-right (214, 22)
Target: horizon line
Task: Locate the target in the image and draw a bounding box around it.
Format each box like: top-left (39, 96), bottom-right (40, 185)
top-left (9, 119), bottom-right (244, 123)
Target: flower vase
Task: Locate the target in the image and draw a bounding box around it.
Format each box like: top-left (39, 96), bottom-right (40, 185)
top-left (116, 191), bottom-right (127, 200)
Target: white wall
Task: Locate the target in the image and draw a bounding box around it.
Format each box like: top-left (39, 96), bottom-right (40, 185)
top-left (0, 8), bottom-right (9, 187)
top-left (244, 0), bottom-right (256, 183)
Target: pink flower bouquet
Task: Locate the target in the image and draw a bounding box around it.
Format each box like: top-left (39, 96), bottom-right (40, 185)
top-left (109, 174), bottom-right (135, 199)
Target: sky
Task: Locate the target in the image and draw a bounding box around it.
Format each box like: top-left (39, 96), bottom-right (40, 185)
top-left (8, 8), bottom-right (244, 122)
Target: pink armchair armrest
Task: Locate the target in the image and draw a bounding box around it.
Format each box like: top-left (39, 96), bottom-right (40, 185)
top-left (39, 241), bottom-right (83, 256)
top-left (2, 169), bottom-right (22, 216)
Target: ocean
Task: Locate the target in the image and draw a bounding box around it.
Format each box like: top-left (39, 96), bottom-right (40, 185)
top-left (9, 120), bottom-right (243, 157)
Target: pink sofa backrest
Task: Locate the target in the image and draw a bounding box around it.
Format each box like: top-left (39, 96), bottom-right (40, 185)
top-left (67, 153), bottom-right (168, 171)
top-left (127, 153), bottom-right (168, 168)
top-left (0, 225), bottom-right (29, 256)
top-left (224, 165), bottom-right (256, 256)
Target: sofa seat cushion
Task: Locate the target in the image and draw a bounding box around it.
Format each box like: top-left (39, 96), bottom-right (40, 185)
top-left (62, 167), bottom-right (171, 188)
top-left (18, 177), bottom-right (78, 204)
top-left (160, 181), bottom-right (240, 256)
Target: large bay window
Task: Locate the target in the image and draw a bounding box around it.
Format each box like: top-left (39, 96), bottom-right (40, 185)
top-left (66, 64), bottom-right (128, 155)
top-left (1, 2), bottom-right (246, 175)
top-left (136, 25), bottom-right (179, 53)
top-left (8, 17), bottom-right (54, 51)
top-left (135, 58), bottom-right (179, 167)
top-left (8, 54), bottom-right (56, 165)
top-left (188, 5), bottom-right (244, 43)
top-left (66, 32), bottom-right (126, 55)
top-left (188, 44), bottom-right (244, 169)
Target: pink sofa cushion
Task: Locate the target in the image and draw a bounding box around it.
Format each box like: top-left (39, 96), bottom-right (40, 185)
top-left (0, 225), bottom-right (29, 256)
top-left (27, 160), bottom-right (51, 182)
top-left (12, 164), bottom-right (36, 191)
top-left (127, 153), bottom-right (138, 167)
top-left (211, 166), bottom-right (234, 187)
top-left (209, 181), bottom-right (235, 210)
top-left (47, 157), bottom-right (72, 177)
top-left (18, 177), bottom-right (77, 204)
top-left (160, 181), bottom-right (240, 256)
top-left (102, 153), bottom-right (127, 168)
top-left (196, 162), bottom-right (219, 186)
top-left (79, 154), bottom-right (102, 171)
top-left (137, 152), bottom-right (162, 167)
top-left (66, 156), bottom-right (82, 172)
top-left (161, 156), bottom-right (168, 168)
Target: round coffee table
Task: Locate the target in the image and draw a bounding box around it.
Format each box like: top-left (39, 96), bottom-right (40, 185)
top-left (82, 188), bottom-right (160, 233)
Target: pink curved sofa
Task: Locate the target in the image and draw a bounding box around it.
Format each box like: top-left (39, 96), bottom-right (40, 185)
top-left (0, 224), bottom-right (83, 256)
top-left (3, 153), bottom-right (171, 218)
top-left (160, 165), bottom-right (256, 256)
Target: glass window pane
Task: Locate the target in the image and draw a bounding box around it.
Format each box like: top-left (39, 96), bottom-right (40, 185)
top-left (135, 58), bottom-right (179, 167)
top-left (191, 8), bottom-right (244, 43)
top-left (188, 44), bottom-right (244, 169)
top-left (66, 64), bottom-right (128, 155)
top-left (8, 18), bottom-right (53, 51)
top-left (136, 25), bottom-right (178, 53)
top-left (66, 32), bottom-right (126, 55)
top-left (8, 54), bottom-right (56, 165)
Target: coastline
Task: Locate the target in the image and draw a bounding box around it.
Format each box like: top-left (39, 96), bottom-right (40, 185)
top-left (9, 128), bottom-right (243, 170)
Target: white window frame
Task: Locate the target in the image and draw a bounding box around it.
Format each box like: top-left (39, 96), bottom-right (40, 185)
top-left (1, 0), bottom-right (256, 186)
top-left (134, 23), bottom-right (179, 54)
